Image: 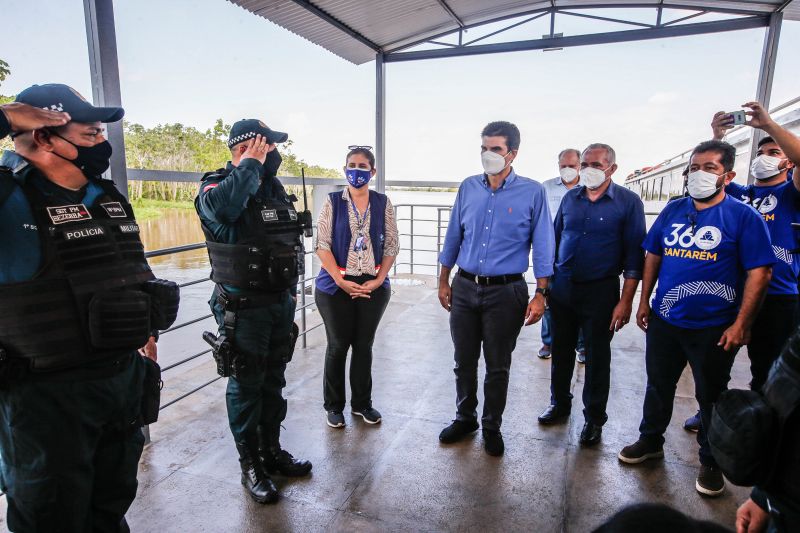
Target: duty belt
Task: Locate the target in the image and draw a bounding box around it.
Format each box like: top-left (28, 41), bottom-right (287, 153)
top-left (458, 269), bottom-right (524, 286)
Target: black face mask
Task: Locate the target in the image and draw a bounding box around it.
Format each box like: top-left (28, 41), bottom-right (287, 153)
top-left (49, 131), bottom-right (113, 176)
top-left (263, 149), bottom-right (282, 178)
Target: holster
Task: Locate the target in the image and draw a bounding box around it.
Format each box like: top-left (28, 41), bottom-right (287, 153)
top-left (139, 357), bottom-right (163, 425)
top-left (288, 322), bottom-right (299, 363)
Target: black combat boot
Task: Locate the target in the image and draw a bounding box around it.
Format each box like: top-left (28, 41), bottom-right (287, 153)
top-left (235, 438), bottom-right (279, 504)
top-left (258, 425), bottom-right (313, 477)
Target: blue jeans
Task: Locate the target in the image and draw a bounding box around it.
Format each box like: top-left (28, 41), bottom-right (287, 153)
top-left (541, 307), bottom-right (585, 351)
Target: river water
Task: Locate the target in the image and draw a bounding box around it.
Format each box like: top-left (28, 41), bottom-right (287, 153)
top-left (140, 190), bottom-right (457, 283)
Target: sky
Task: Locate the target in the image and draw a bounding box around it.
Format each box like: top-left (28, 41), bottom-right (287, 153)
top-left (3, 1), bottom-right (799, 183)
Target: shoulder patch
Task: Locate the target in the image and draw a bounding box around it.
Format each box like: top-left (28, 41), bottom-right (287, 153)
top-left (203, 183), bottom-right (219, 193)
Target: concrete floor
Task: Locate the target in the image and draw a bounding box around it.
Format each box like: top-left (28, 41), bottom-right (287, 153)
top-left (39, 277), bottom-right (757, 532)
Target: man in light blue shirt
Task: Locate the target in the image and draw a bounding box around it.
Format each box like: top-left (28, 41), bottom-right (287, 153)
top-left (539, 149), bottom-right (585, 361)
top-left (437, 121), bottom-right (555, 456)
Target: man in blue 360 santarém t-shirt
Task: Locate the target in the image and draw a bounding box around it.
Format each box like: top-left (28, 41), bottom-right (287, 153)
top-left (618, 140), bottom-right (775, 499)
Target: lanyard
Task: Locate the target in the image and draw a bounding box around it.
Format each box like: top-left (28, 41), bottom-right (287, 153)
top-left (350, 198), bottom-right (369, 233)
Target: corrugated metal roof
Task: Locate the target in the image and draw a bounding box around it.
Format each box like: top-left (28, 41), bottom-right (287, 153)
top-left (227, 0), bottom-right (799, 64)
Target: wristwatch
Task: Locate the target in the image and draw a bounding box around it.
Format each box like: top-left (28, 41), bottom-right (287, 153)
top-left (535, 287), bottom-right (549, 298)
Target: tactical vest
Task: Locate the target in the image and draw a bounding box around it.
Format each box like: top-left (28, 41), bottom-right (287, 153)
top-left (198, 169), bottom-right (304, 292)
top-left (0, 171), bottom-right (175, 372)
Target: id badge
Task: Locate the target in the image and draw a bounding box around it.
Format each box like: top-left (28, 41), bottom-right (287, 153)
top-left (354, 235), bottom-right (365, 251)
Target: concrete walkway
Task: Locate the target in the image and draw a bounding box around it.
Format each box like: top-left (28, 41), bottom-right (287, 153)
top-left (123, 276), bottom-right (752, 532)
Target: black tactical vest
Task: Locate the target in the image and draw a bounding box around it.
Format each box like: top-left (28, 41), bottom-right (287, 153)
top-left (198, 169), bottom-right (304, 292)
top-left (0, 173), bottom-right (158, 371)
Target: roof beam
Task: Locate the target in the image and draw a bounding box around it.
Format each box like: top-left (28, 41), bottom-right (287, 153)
top-left (283, 0), bottom-right (381, 52)
top-left (384, 15), bottom-right (769, 63)
top-left (384, 2), bottom-right (769, 54)
top-left (435, 0), bottom-right (464, 28)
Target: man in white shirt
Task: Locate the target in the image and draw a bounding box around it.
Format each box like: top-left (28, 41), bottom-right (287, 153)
top-left (538, 149), bottom-right (585, 361)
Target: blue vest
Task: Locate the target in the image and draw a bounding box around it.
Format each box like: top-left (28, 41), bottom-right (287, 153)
top-left (316, 190), bottom-right (388, 294)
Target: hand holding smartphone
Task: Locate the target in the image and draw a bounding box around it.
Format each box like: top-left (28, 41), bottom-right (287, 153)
top-left (727, 110), bottom-right (746, 126)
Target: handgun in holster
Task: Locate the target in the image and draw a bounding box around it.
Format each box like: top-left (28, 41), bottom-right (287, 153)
top-left (203, 331), bottom-right (235, 378)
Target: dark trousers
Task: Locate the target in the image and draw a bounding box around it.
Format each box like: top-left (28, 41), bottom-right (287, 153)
top-left (210, 287), bottom-right (296, 443)
top-left (638, 314), bottom-right (737, 467)
top-left (747, 294), bottom-right (799, 391)
top-left (316, 276), bottom-right (390, 413)
top-left (541, 306), bottom-right (584, 350)
top-left (549, 275), bottom-right (619, 425)
top-left (0, 355), bottom-right (145, 533)
top-left (450, 274), bottom-right (528, 431)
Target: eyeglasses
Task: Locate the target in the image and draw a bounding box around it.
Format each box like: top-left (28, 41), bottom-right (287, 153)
top-left (348, 145), bottom-right (373, 152)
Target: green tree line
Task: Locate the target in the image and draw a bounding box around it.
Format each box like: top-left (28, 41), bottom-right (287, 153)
top-left (125, 119), bottom-right (339, 202)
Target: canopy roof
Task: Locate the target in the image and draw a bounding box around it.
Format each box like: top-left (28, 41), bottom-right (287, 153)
top-left (228, 1), bottom-right (799, 64)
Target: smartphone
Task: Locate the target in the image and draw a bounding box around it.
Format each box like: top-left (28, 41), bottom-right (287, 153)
top-left (727, 110), bottom-right (746, 126)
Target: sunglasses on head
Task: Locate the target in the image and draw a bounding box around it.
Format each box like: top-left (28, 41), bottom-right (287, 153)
top-left (348, 145), bottom-right (373, 152)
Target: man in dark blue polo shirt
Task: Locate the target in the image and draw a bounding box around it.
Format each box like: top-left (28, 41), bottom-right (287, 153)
top-left (619, 140), bottom-right (774, 498)
top-left (437, 121), bottom-right (555, 457)
top-left (538, 143), bottom-right (646, 448)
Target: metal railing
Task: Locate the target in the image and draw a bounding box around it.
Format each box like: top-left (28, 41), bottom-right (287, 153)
top-left (147, 203), bottom-right (455, 418)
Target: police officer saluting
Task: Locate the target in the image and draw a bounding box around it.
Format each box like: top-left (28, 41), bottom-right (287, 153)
top-left (196, 119), bottom-right (311, 504)
top-left (0, 84), bottom-right (179, 531)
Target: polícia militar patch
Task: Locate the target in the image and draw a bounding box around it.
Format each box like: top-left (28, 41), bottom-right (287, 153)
top-left (100, 202), bottom-right (127, 218)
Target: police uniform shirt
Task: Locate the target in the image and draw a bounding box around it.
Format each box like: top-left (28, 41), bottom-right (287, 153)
top-left (0, 151), bottom-right (105, 283)
top-left (643, 195), bottom-right (776, 329)
top-left (727, 180), bottom-right (800, 295)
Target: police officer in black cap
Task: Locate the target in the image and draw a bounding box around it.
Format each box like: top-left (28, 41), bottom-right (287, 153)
top-left (196, 119), bottom-right (312, 504)
top-left (0, 84), bottom-right (179, 531)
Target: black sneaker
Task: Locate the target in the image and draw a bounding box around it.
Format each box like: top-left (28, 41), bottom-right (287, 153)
top-left (483, 429), bottom-right (504, 457)
top-left (352, 407), bottom-right (382, 425)
top-left (618, 439), bottom-right (664, 464)
top-left (439, 419), bottom-right (479, 444)
top-left (326, 411), bottom-right (345, 428)
top-left (696, 465), bottom-right (725, 497)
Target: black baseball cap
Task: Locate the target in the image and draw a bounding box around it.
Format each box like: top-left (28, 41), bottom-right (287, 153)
top-left (15, 83), bottom-right (124, 123)
top-left (228, 119), bottom-right (288, 148)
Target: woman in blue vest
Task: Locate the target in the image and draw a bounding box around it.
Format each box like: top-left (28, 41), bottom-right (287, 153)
top-left (315, 146), bottom-right (399, 428)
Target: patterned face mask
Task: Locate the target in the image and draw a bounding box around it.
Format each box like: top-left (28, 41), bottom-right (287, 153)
top-left (345, 168), bottom-right (372, 188)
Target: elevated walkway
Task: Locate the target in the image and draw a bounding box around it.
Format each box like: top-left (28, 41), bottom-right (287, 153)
top-left (121, 277), bottom-right (750, 532)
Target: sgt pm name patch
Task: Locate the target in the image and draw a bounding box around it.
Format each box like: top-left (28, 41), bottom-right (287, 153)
top-left (100, 201), bottom-right (127, 218)
top-left (261, 209), bottom-right (278, 222)
top-left (46, 204), bottom-right (93, 225)
top-left (63, 225), bottom-right (105, 241)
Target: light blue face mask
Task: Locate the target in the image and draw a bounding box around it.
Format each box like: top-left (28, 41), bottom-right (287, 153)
top-left (345, 168), bottom-right (372, 188)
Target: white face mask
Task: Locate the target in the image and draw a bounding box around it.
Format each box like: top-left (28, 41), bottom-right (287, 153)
top-left (579, 167), bottom-right (608, 190)
top-left (750, 155), bottom-right (784, 181)
top-left (481, 150), bottom-right (511, 175)
top-left (687, 170), bottom-right (724, 200)
top-left (559, 167), bottom-right (579, 183)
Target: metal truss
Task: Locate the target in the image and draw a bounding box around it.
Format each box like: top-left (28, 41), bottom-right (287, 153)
top-left (383, 4), bottom-right (772, 63)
